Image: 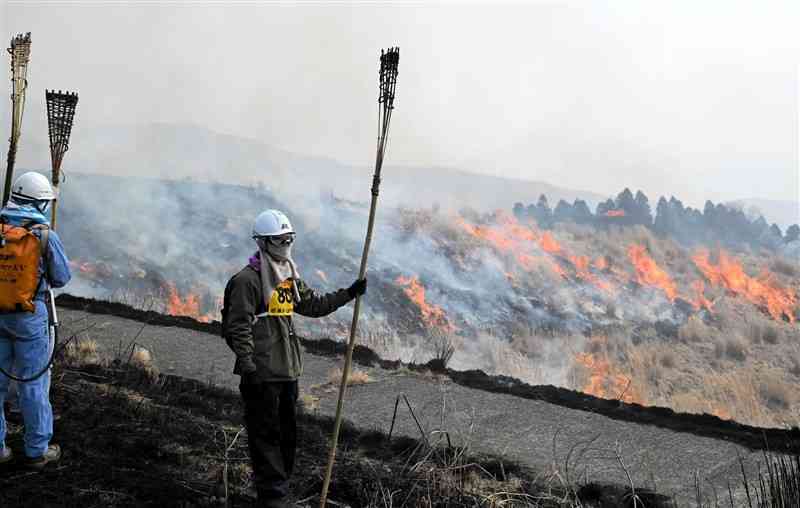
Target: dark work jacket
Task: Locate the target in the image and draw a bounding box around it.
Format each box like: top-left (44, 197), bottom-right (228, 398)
top-left (222, 265), bottom-right (351, 381)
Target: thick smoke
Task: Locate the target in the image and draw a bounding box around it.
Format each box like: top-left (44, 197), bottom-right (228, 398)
top-left (49, 171), bottom-right (738, 381)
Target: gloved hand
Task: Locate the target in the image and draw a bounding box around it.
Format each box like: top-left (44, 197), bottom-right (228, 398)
top-left (347, 278), bottom-right (367, 299)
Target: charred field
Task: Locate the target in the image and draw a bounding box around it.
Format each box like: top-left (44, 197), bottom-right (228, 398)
top-left (56, 173), bottom-right (800, 430)
top-left (1, 352), bottom-right (680, 508)
top-left (3, 296), bottom-right (799, 508)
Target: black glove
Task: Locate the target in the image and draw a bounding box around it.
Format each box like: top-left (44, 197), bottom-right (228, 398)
top-left (347, 278), bottom-right (367, 299)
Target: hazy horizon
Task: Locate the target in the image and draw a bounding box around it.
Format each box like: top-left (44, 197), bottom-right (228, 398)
top-left (2, 2), bottom-right (798, 213)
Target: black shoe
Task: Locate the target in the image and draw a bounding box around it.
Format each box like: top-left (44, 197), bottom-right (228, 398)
top-left (0, 445), bottom-right (12, 465)
top-left (261, 498), bottom-right (288, 508)
top-left (24, 444), bottom-right (61, 470)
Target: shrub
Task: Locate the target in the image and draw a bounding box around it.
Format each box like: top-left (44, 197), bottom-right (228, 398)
top-left (748, 319), bottom-right (781, 345)
top-left (771, 256), bottom-right (798, 277)
top-left (431, 330), bottom-right (457, 369)
top-left (713, 339), bottom-right (725, 359)
top-left (759, 373), bottom-right (794, 410)
top-left (63, 337), bottom-right (100, 367)
top-left (129, 346), bottom-right (159, 383)
top-left (678, 315), bottom-right (712, 343)
top-left (762, 322), bottom-right (781, 345)
top-left (790, 355), bottom-right (800, 378)
top-left (725, 337), bottom-right (748, 362)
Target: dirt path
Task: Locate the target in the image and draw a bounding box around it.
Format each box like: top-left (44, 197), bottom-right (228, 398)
top-left (58, 306), bottom-right (768, 506)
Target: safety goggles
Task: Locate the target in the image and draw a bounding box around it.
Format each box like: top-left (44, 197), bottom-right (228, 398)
top-left (268, 233), bottom-right (296, 246)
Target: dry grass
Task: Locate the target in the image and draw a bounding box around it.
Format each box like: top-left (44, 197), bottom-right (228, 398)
top-left (748, 319), bottom-right (782, 345)
top-left (724, 336), bottom-right (748, 362)
top-left (431, 330), bottom-right (457, 368)
top-left (791, 356), bottom-right (800, 378)
top-left (659, 350), bottom-right (676, 369)
top-left (298, 392), bottom-right (320, 412)
top-left (668, 369), bottom-right (778, 426)
top-left (758, 371), bottom-right (795, 411)
top-left (129, 346), bottom-right (159, 382)
top-left (678, 315), bottom-right (714, 343)
top-left (63, 337), bottom-right (100, 367)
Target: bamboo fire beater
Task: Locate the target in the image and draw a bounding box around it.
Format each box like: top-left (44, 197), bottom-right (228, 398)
top-left (45, 89), bottom-right (79, 229)
top-left (3, 33), bottom-right (32, 206)
top-left (319, 47), bottom-right (400, 507)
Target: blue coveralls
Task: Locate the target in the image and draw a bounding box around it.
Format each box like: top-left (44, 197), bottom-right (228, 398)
top-left (0, 204), bottom-right (71, 458)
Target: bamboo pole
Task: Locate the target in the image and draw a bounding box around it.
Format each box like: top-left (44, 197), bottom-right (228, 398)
top-left (3, 33), bottom-right (32, 206)
top-left (319, 47), bottom-right (399, 508)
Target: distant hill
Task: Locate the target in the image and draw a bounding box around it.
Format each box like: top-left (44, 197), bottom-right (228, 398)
top-left (17, 122), bottom-right (605, 212)
top-left (14, 121), bottom-right (795, 227)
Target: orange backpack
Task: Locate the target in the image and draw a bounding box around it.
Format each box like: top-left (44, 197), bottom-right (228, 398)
top-left (0, 223), bottom-right (49, 313)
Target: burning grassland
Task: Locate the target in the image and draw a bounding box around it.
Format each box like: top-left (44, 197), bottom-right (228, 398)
top-left (58, 174), bottom-right (800, 428)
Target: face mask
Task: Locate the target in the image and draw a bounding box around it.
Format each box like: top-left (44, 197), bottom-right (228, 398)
top-left (265, 241), bottom-right (292, 261)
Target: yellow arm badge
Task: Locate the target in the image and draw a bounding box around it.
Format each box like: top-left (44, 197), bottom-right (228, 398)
top-left (267, 280), bottom-right (295, 316)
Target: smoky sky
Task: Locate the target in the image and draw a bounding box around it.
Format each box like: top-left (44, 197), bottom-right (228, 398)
top-left (1, 1), bottom-right (798, 209)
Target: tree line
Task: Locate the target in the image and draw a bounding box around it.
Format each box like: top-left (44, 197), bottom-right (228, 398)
top-left (513, 188), bottom-right (799, 250)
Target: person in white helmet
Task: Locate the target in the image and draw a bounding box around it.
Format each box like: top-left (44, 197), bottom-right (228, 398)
top-left (222, 209), bottom-right (365, 507)
top-left (0, 172), bottom-right (71, 470)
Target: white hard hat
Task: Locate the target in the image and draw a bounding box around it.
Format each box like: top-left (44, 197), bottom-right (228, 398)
top-left (11, 172), bottom-right (56, 202)
top-left (252, 209), bottom-right (294, 237)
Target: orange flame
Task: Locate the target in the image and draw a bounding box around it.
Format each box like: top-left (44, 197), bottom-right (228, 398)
top-left (627, 245), bottom-right (677, 301)
top-left (689, 280), bottom-right (714, 311)
top-left (692, 249), bottom-right (797, 322)
top-left (165, 283), bottom-right (213, 323)
top-left (711, 406), bottom-right (732, 420)
top-left (548, 258), bottom-right (568, 279)
top-left (457, 214), bottom-right (617, 289)
top-left (395, 275), bottom-right (456, 334)
top-left (70, 260), bottom-right (114, 281)
top-left (539, 231), bottom-right (562, 254)
top-left (574, 337), bottom-right (643, 404)
top-left (316, 269), bottom-right (329, 283)
top-left (593, 256), bottom-right (608, 271)
top-left (456, 212), bottom-right (538, 254)
top-left (569, 255), bottom-right (615, 293)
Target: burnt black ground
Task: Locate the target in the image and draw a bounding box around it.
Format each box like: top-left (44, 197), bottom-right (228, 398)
top-left (4, 363), bottom-right (574, 508)
top-left (52, 294), bottom-right (799, 506)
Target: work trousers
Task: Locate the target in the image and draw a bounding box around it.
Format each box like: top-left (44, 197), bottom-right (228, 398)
top-left (240, 380), bottom-right (298, 500)
top-left (0, 302), bottom-right (53, 458)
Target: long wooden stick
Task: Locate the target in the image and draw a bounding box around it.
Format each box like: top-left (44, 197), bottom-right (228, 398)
top-left (319, 47), bottom-right (398, 508)
top-left (3, 33), bottom-right (32, 206)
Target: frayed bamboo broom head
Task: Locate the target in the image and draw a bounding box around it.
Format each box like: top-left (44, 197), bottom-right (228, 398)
top-left (46, 90), bottom-right (79, 175)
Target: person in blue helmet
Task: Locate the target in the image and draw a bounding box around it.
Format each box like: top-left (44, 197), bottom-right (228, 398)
top-left (0, 172), bottom-right (71, 470)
